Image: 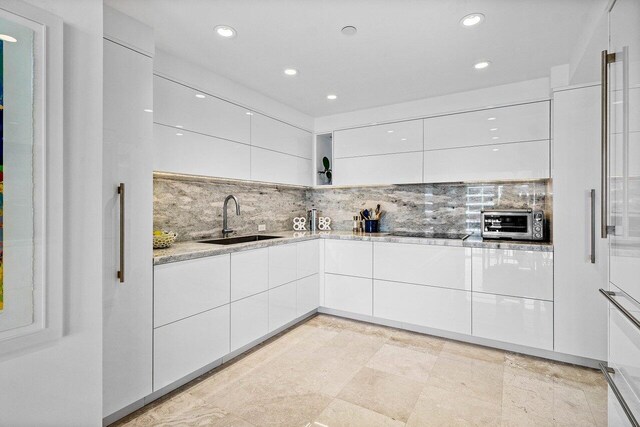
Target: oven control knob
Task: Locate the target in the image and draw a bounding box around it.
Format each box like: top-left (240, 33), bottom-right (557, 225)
top-left (534, 226), bottom-right (541, 232)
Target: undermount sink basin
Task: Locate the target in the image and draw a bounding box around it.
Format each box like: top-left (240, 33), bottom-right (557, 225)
top-left (199, 235), bottom-right (282, 245)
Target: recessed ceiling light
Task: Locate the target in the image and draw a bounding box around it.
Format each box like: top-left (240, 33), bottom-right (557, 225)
top-left (176, 133), bottom-right (184, 136)
top-left (175, 125), bottom-right (183, 128)
top-left (460, 13), bottom-right (485, 28)
top-left (195, 93), bottom-right (206, 98)
top-left (474, 60), bottom-right (491, 70)
top-left (401, 138), bottom-right (407, 141)
top-left (246, 111), bottom-right (253, 115)
top-left (487, 117), bottom-right (496, 121)
top-left (214, 25), bottom-right (237, 38)
top-left (143, 109), bottom-right (153, 113)
top-left (327, 94), bottom-right (337, 100)
top-left (341, 26), bottom-right (357, 36)
top-left (490, 128), bottom-right (498, 131)
top-left (492, 148), bottom-right (499, 152)
top-left (284, 68), bottom-right (298, 76)
top-left (492, 136), bottom-right (499, 140)
top-left (0, 34), bottom-right (17, 43)
top-left (387, 130), bottom-right (394, 133)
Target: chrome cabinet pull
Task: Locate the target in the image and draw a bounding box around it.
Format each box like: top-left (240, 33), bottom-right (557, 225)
top-left (117, 183), bottom-right (125, 283)
top-left (600, 289), bottom-right (640, 331)
top-left (590, 189), bottom-right (596, 263)
top-left (599, 363), bottom-right (640, 427)
top-left (601, 50), bottom-right (616, 238)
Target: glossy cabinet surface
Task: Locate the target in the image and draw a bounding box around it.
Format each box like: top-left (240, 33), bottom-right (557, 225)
top-left (230, 291), bottom-right (269, 351)
top-left (269, 244), bottom-right (297, 289)
top-left (103, 39), bottom-right (153, 416)
top-left (472, 248), bottom-right (553, 301)
top-left (297, 274), bottom-right (319, 316)
top-left (251, 113), bottom-right (312, 159)
top-left (231, 248), bottom-right (269, 301)
top-left (374, 280), bottom-right (471, 334)
top-left (333, 119), bottom-right (423, 158)
top-left (334, 152), bottom-right (423, 186)
top-left (553, 85), bottom-right (608, 360)
top-left (153, 305), bottom-right (230, 391)
top-left (472, 293), bottom-right (553, 350)
top-left (153, 124), bottom-right (250, 179)
top-left (297, 240), bottom-right (320, 278)
top-left (424, 140), bottom-right (550, 183)
top-left (374, 242), bottom-right (471, 291)
top-left (424, 101), bottom-right (549, 150)
top-left (324, 273), bottom-right (372, 315)
top-left (250, 146), bottom-right (312, 186)
top-left (154, 255), bottom-right (230, 327)
top-left (154, 75), bottom-right (251, 144)
top-left (324, 240), bottom-right (373, 278)
top-left (268, 281), bottom-right (297, 332)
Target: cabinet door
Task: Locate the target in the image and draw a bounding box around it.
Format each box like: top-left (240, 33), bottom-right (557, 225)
top-left (374, 242), bottom-right (471, 291)
top-left (231, 248), bottom-right (269, 301)
top-left (269, 281), bottom-right (297, 332)
top-left (297, 240), bottom-right (319, 279)
top-left (153, 124), bottom-right (250, 180)
top-left (297, 274), bottom-right (319, 316)
top-left (472, 293), bottom-right (553, 350)
top-left (424, 140), bottom-right (550, 183)
top-left (154, 255), bottom-right (230, 327)
top-left (251, 113), bottom-right (312, 159)
top-left (103, 40), bottom-right (153, 416)
top-left (269, 244), bottom-right (297, 289)
top-left (154, 75), bottom-right (251, 144)
top-left (374, 280), bottom-right (471, 334)
top-left (325, 240), bottom-right (373, 278)
top-left (230, 291), bottom-right (269, 351)
top-left (333, 120), bottom-right (423, 158)
top-left (472, 248), bottom-right (553, 301)
top-left (334, 152), bottom-right (423, 186)
top-left (553, 86), bottom-right (608, 360)
top-left (153, 305), bottom-right (230, 391)
top-left (251, 146), bottom-right (312, 186)
top-left (324, 273), bottom-right (372, 316)
top-left (424, 101), bottom-right (549, 150)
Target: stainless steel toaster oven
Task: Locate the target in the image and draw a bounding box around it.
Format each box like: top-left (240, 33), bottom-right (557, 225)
top-left (481, 209), bottom-right (545, 241)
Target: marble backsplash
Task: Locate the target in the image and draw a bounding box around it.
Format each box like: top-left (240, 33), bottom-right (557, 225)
top-left (154, 172), bottom-right (551, 241)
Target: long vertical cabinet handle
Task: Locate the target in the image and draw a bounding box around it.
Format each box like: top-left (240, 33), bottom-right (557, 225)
top-left (117, 183), bottom-right (125, 283)
top-left (601, 50), bottom-right (616, 237)
top-left (590, 189), bottom-right (596, 263)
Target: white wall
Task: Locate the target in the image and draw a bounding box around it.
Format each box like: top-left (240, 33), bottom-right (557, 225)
top-left (154, 50), bottom-right (314, 132)
top-left (314, 77), bottom-right (551, 133)
top-left (0, 0), bottom-right (103, 426)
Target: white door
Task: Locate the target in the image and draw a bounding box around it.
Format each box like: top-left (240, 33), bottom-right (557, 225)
top-left (102, 39), bottom-right (153, 417)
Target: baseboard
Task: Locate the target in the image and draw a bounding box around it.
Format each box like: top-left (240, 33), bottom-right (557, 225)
top-left (317, 307), bottom-right (604, 369)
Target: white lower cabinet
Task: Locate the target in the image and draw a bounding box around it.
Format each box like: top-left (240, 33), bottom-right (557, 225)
top-left (231, 248), bottom-right (269, 301)
top-left (472, 293), bottom-right (553, 350)
top-left (297, 274), bottom-right (319, 316)
top-left (325, 240), bottom-right (372, 278)
top-left (297, 240), bottom-right (320, 278)
top-left (472, 248), bottom-right (553, 301)
top-left (230, 291), bottom-right (269, 351)
top-left (374, 242), bottom-right (471, 291)
top-left (268, 281), bottom-right (297, 332)
top-left (269, 244), bottom-right (297, 289)
top-left (374, 280), bottom-right (471, 334)
top-left (324, 273), bottom-right (372, 315)
top-left (153, 305), bottom-right (230, 391)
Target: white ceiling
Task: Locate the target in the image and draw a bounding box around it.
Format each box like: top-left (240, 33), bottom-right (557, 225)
top-left (106, 0), bottom-right (599, 117)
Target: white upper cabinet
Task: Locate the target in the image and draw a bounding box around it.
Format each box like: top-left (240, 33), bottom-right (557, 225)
top-left (334, 152), bottom-right (423, 186)
top-left (423, 140), bottom-right (550, 183)
top-left (153, 123), bottom-right (250, 179)
top-left (333, 120), bottom-right (423, 158)
top-left (154, 75), bottom-right (251, 144)
top-left (424, 101), bottom-right (550, 150)
top-left (251, 113), bottom-right (312, 159)
top-left (250, 146), bottom-right (312, 186)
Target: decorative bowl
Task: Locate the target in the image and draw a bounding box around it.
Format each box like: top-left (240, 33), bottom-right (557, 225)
top-left (153, 231), bottom-right (178, 249)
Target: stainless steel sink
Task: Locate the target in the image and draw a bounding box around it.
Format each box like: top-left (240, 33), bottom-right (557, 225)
top-left (199, 235), bottom-right (282, 245)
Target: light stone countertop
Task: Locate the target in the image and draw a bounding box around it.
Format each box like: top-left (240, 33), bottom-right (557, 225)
top-left (153, 231), bottom-right (553, 265)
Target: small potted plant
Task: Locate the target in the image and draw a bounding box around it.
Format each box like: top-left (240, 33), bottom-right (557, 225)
top-left (318, 156), bottom-right (332, 185)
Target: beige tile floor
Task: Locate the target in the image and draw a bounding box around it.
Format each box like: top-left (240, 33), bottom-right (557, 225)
top-left (113, 314), bottom-right (607, 427)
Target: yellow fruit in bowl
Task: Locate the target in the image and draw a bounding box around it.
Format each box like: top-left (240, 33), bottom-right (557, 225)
top-left (153, 230), bottom-right (163, 236)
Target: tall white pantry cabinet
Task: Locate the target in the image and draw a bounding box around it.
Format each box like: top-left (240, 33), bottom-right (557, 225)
top-left (102, 7), bottom-right (154, 420)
